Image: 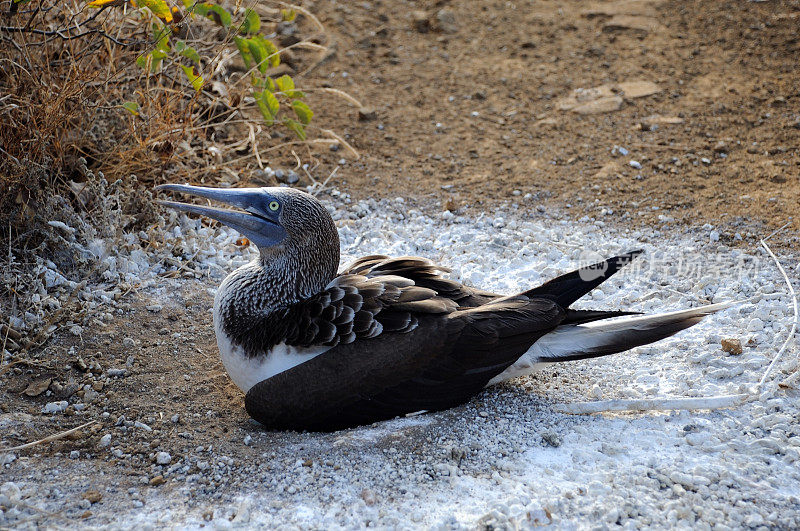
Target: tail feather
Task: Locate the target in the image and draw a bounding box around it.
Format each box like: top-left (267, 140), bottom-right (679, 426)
top-left (535, 301), bottom-right (739, 363)
top-left (524, 250), bottom-right (643, 308)
top-left (486, 301), bottom-right (739, 386)
top-left (562, 309), bottom-right (642, 326)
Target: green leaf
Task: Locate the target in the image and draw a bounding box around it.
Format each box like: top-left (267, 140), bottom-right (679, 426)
top-left (281, 8), bottom-right (296, 22)
top-left (275, 74), bottom-right (303, 98)
top-left (291, 100), bottom-right (313, 125)
top-left (240, 8), bottom-right (260, 34)
top-left (266, 40), bottom-right (280, 68)
top-left (175, 40), bottom-right (201, 63)
top-left (254, 90), bottom-right (280, 125)
top-left (275, 74), bottom-right (294, 93)
top-left (152, 22), bottom-right (170, 52)
top-left (247, 37), bottom-right (269, 74)
top-left (206, 4), bottom-right (231, 27)
top-left (181, 65), bottom-right (204, 91)
top-left (180, 0), bottom-right (193, 7)
top-left (247, 36), bottom-right (279, 73)
top-left (192, 2), bottom-right (210, 16)
top-left (138, 0), bottom-right (173, 22)
top-left (284, 118), bottom-right (306, 140)
top-left (122, 101), bottom-right (140, 116)
top-left (233, 36), bottom-right (253, 69)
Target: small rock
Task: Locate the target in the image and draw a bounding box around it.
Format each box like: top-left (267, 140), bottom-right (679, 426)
top-left (616, 80), bottom-right (661, 99)
top-left (98, 434), bottom-right (112, 448)
top-left (411, 10), bottom-right (430, 33)
top-left (83, 490), bottom-right (103, 504)
top-left (70, 450), bottom-right (80, 459)
top-left (243, 435), bottom-right (252, 446)
top-left (358, 106), bottom-right (377, 121)
top-left (149, 475), bottom-right (166, 486)
top-left (0, 482), bottom-right (21, 502)
top-left (435, 8), bottom-right (458, 33)
top-left (573, 96), bottom-right (623, 115)
top-left (285, 171), bottom-right (300, 185)
top-left (146, 304), bottom-right (162, 313)
top-left (42, 401), bottom-right (69, 414)
top-left (361, 488), bottom-right (378, 506)
top-left (721, 338), bottom-right (743, 355)
top-left (122, 337), bottom-right (136, 348)
top-left (24, 377), bottom-right (52, 397)
top-left (542, 430), bottom-right (562, 447)
top-left (170, 414), bottom-right (180, 424)
top-left (107, 368), bottom-right (126, 377)
top-left (135, 421), bottom-right (152, 432)
top-left (629, 160), bottom-right (642, 169)
top-left (155, 451), bottom-right (171, 465)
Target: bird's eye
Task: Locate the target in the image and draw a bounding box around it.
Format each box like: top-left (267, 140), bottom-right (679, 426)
top-left (268, 201), bottom-right (280, 212)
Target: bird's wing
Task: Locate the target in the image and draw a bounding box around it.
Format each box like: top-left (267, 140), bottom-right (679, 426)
top-left (341, 254), bottom-right (498, 306)
top-left (244, 296), bottom-right (564, 431)
top-left (225, 273), bottom-right (460, 355)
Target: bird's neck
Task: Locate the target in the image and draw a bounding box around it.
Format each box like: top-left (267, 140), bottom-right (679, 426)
top-left (214, 241), bottom-right (339, 339)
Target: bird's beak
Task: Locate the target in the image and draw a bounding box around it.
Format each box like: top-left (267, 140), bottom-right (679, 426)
top-left (155, 184), bottom-right (287, 248)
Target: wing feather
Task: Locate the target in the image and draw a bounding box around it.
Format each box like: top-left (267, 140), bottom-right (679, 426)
top-left (224, 255), bottom-right (493, 356)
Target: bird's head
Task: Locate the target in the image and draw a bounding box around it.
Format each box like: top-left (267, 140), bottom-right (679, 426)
top-left (156, 184), bottom-right (340, 297)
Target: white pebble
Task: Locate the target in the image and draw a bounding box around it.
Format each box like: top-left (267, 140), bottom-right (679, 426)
top-left (42, 401), bottom-right (68, 414)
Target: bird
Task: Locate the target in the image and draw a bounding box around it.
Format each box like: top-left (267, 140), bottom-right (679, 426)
top-left (156, 184), bottom-right (734, 432)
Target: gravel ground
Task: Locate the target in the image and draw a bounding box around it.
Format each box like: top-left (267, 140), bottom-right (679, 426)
top-left (2, 191), bottom-right (799, 529)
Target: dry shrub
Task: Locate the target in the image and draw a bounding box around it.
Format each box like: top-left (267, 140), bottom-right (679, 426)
top-left (0, 1), bottom-right (348, 349)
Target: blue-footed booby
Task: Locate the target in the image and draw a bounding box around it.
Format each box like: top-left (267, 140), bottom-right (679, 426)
top-left (156, 184), bottom-right (733, 431)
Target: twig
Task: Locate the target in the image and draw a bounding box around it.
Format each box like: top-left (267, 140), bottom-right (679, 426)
top-left (312, 87), bottom-right (363, 108)
top-left (757, 238), bottom-right (798, 389)
top-left (247, 122), bottom-right (264, 169)
top-left (312, 165), bottom-right (339, 196)
top-left (1, 421), bottom-right (98, 453)
top-left (318, 128), bottom-right (360, 159)
top-left (762, 221), bottom-right (792, 244)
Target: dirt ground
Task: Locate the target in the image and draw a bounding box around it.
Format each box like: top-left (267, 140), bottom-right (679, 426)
top-left (2, 0), bottom-right (799, 525)
top-left (286, 0), bottom-right (799, 248)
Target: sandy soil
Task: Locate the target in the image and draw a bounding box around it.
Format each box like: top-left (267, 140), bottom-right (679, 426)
top-left (2, 0), bottom-right (799, 527)
top-left (284, 0), bottom-right (799, 249)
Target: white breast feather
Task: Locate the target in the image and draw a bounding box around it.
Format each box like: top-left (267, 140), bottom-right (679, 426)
top-left (212, 303), bottom-right (330, 393)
